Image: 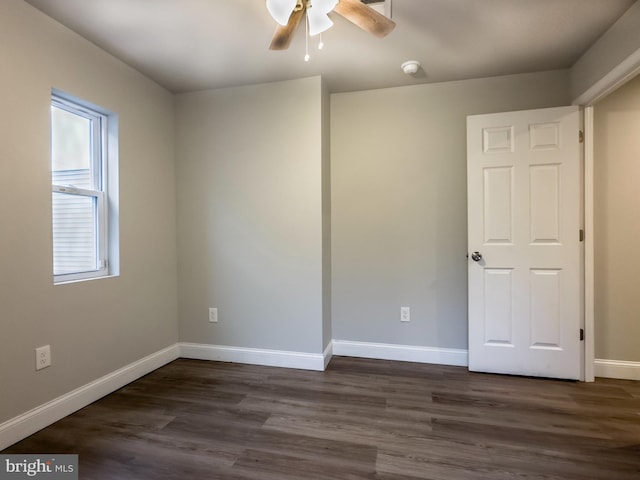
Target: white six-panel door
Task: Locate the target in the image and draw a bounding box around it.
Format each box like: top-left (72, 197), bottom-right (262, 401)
top-left (467, 106), bottom-right (583, 380)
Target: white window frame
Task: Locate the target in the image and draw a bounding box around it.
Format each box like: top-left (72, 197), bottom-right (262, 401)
top-left (51, 93), bottom-right (111, 283)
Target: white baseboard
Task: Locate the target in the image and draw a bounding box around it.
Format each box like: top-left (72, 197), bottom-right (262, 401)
top-left (594, 358), bottom-right (640, 381)
top-left (332, 340), bottom-right (468, 367)
top-left (4, 341), bottom-right (634, 453)
top-left (323, 342), bottom-right (333, 369)
top-left (0, 340), bottom-right (468, 450)
top-left (179, 343), bottom-right (326, 372)
top-left (0, 344), bottom-right (180, 451)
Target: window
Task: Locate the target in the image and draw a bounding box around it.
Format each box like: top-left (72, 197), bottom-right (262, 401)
top-left (51, 92), bottom-right (117, 283)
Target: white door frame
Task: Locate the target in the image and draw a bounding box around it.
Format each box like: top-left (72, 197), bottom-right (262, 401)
top-left (573, 50), bottom-right (640, 382)
top-left (583, 107), bottom-right (595, 382)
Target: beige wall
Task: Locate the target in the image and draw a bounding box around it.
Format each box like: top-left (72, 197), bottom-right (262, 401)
top-left (331, 70), bottom-right (571, 349)
top-left (594, 74), bottom-right (640, 362)
top-left (175, 77), bottom-right (329, 354)
top-left (0, 0), bottom-right (178, 424)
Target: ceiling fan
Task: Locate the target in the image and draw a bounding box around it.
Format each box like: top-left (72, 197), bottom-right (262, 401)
top-left (266, 0), bottom-right (396, 50)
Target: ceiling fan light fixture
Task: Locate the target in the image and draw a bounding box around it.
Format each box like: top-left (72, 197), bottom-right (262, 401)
top-left (268, 0), bottom-right (396, 52)
top-left (307, 9), bottom-right (333, 36)
top-left (266, 0), bottom-right (297, 26)
top-left (314, 0), bottom-right (339, 14)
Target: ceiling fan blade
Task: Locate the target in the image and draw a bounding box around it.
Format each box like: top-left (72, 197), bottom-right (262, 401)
top-left (269, 7), bottom-right (305, 50)
top-left (334, 0), bottom-right (396, 38)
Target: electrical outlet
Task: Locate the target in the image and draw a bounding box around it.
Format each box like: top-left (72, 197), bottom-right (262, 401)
top-left (35, 345), bottom-right (51, 370)
top-left (400, 307), bottom-right (411, 322)
top-left (209, 307), bottom-right (218, 323)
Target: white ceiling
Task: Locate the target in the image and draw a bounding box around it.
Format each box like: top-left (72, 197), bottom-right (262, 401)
top-left (24, 0), bottom-right (636, 93)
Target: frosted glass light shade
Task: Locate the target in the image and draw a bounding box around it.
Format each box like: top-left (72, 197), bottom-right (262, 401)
top-left (314, 0), bottom-right (338, 13)
top-left (307, 0), bottom-right (337, 36)
top-left (308, 9), bottom-right (333, 36)
top-left (266, 0), bottom-right (297, 25)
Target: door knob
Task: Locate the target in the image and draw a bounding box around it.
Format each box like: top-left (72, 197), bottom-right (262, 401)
top-left (471, 251), bottom-right (483, 262)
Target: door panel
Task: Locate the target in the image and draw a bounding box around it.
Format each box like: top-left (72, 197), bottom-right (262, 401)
top-left (530, 165), bottom-right (560, 243)
top-left (467, 106), bottom-right (582, 380)
top-left (529, 269), bottom-right (562, 348)
top-left (484, 167), bottom-right (514, 244)
top-left (483, 268), bottom-right (514, 346)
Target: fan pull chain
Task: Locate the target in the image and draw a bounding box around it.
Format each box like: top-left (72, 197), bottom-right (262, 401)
top-left (318, 32), bottom-right (324, 50)
top-left (304, 11), bottom-right (310, 62)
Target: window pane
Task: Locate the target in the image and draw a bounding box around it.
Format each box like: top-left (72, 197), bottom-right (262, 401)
top-left (52, 192), bottom-right (97, 275)
top-left (51, 106), bottom-right (93, 189)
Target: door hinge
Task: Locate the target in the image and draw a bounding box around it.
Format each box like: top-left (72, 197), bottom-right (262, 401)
top-left (580, 329), bottom-right (584, 341)
top-left (579, 229), bottom-right (584, 242)
top-left (579, 130), bottom-right (584, 143)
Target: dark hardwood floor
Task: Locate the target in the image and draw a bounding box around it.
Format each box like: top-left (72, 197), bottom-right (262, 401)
top-left (4, 357), bottom-right (640, 479)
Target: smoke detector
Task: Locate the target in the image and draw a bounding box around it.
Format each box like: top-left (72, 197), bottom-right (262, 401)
top-left (401, 60), bottom-right (421, 75)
